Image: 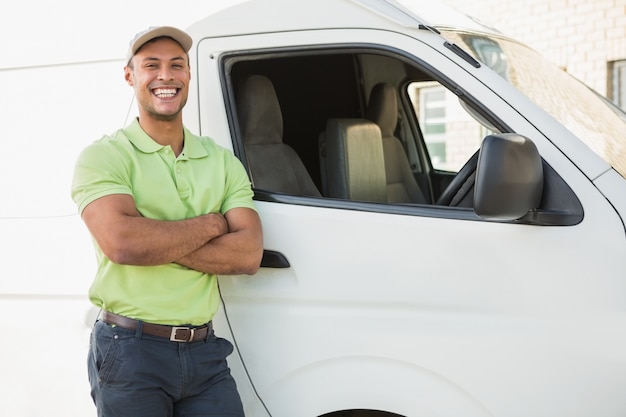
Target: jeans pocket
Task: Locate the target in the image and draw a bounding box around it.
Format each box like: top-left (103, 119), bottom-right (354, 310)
top-left (92, 322), bottom-right (126, 386)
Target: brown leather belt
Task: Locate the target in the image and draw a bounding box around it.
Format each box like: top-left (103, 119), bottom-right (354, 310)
top-left (100, 311), bottom-right (212, 343)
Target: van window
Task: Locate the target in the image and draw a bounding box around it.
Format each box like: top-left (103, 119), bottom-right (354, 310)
top-left (224, 46), bottom-right (581, 225)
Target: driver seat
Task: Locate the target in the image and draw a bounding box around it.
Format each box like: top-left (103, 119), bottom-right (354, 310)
top-left (366, 83), bottom-right (428, 204)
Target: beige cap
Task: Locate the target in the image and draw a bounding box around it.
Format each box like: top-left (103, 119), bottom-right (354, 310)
top-left (126, 26), bottom-right (193, 63)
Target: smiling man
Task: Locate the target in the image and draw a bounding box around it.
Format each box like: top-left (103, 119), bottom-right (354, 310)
top-left (71, 26), bottom-right (263, 417)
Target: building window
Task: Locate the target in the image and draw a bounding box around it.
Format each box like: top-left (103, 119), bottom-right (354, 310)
top-left (419, 85), bottom-right (447, 168)
top-left (611, 59), bottom-right (626, 110)
top-left (408, 82), bottom-right (488, 172)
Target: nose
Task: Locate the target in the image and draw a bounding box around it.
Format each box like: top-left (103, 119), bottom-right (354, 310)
top-left (158, 67), bottom-right (175, 81)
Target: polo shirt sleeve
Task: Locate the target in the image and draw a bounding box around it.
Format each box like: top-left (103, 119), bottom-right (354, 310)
top-left (220, 150), bottom-right (257, 214)
top-left (71, 137), bottom-right (133, 215)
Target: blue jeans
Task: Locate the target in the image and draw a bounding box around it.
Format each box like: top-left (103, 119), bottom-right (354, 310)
top-left (88, 320), bottom-right (244, 417)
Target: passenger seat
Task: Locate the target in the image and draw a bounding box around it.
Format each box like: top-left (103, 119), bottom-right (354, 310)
top-left (366, 83), bottom-right (428, 204)
top-left (236, 74), bottom-right (321, 197)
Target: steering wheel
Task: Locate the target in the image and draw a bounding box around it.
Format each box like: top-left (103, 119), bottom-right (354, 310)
top-left (435, 150), bottom-right (480, 207)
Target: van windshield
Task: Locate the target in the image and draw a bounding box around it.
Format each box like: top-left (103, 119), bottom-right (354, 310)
top-left (442, 30), bottom-right (626, 178)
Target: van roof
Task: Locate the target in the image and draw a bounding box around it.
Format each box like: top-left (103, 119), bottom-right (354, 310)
top-left (186, 0), bottom-right (503, 41)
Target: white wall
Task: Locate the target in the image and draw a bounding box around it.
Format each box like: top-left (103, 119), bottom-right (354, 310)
top-left (1, 2), bottom-right (246, 416)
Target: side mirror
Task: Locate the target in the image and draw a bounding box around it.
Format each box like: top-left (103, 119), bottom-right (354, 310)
top-left (474, 134), bottom-right (543, 221)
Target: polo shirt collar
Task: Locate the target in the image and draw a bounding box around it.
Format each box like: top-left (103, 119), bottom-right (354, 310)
top-left (181, 128), bottom-right (209, 159)
top-left (124, 118), bottom-right (208, 158)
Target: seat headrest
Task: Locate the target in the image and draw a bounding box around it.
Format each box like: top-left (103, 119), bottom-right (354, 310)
top-left (324, 118), bottom-right (387, 202)
top-left (236, 75), bottom-right (283, 145)
top-left (366, 83), bottom-right (398, 137)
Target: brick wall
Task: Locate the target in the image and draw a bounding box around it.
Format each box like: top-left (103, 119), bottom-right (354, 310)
top-left (441, 0), bottom-right (626, 100)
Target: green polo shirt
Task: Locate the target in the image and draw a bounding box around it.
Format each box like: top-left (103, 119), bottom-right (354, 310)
top-left (71, 119), bottom-right (256, 325)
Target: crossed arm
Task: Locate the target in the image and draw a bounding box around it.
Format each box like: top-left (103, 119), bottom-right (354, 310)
top-left (81, 193), bottom-right (263, 275)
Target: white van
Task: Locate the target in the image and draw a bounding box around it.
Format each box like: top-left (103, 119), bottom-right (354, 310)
top-left (3, 0), bottom-right (626, 416)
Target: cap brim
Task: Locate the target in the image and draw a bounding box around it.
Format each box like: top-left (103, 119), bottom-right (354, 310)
top-left (127, 26), bottom-right (193, 62)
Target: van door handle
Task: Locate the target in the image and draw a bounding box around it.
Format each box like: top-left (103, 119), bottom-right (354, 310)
top-left (260, 250), bottom-right (290, 268)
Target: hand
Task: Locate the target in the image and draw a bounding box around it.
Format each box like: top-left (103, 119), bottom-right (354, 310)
top-left (203, 212), bottom-right (229, 240)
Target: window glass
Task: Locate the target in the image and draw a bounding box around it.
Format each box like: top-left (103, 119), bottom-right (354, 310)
top-left (441, 31), bottom-right (626, 177)
top-left (227, 47), bottom-right (581, 224)
top-left (408, 81), bottom-right (492, 172)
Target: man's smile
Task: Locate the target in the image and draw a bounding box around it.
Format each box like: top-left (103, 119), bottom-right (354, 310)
top-left (152, 87), bottom-right (179, 98)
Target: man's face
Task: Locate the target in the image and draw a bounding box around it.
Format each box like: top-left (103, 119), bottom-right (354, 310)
top-left (124, 37), bottom-right (190, 121)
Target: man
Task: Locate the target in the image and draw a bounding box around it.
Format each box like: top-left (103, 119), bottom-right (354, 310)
top-left (71, 26), bottom-right (263, 417)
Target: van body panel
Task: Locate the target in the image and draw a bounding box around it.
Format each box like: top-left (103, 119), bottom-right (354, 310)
top-left (594, 169), bottom-right (626, 228)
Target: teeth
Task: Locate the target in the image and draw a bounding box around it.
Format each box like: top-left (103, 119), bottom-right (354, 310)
top-left (154, 88), bottom-right (177, 98)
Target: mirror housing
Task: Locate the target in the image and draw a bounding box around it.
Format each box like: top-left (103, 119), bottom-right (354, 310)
top-left (474, 134), bottom-right (543, 221)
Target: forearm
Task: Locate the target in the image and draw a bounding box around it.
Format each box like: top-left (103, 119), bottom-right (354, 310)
top-left (107, 213), bottom-right (227, 266)
top-left (177, 228), bottom-right (263, 275)
top-left (176, 208), bottom-right (264, 275)
top-left (81, 194), bottom-right (228, 266)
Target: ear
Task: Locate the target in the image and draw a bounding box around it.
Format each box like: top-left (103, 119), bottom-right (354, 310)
top-left (124, 66), bottom-right (134, 86)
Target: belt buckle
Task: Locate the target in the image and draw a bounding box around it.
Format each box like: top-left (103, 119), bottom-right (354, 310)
top-left (170, 326), bottom-right (195, 342)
